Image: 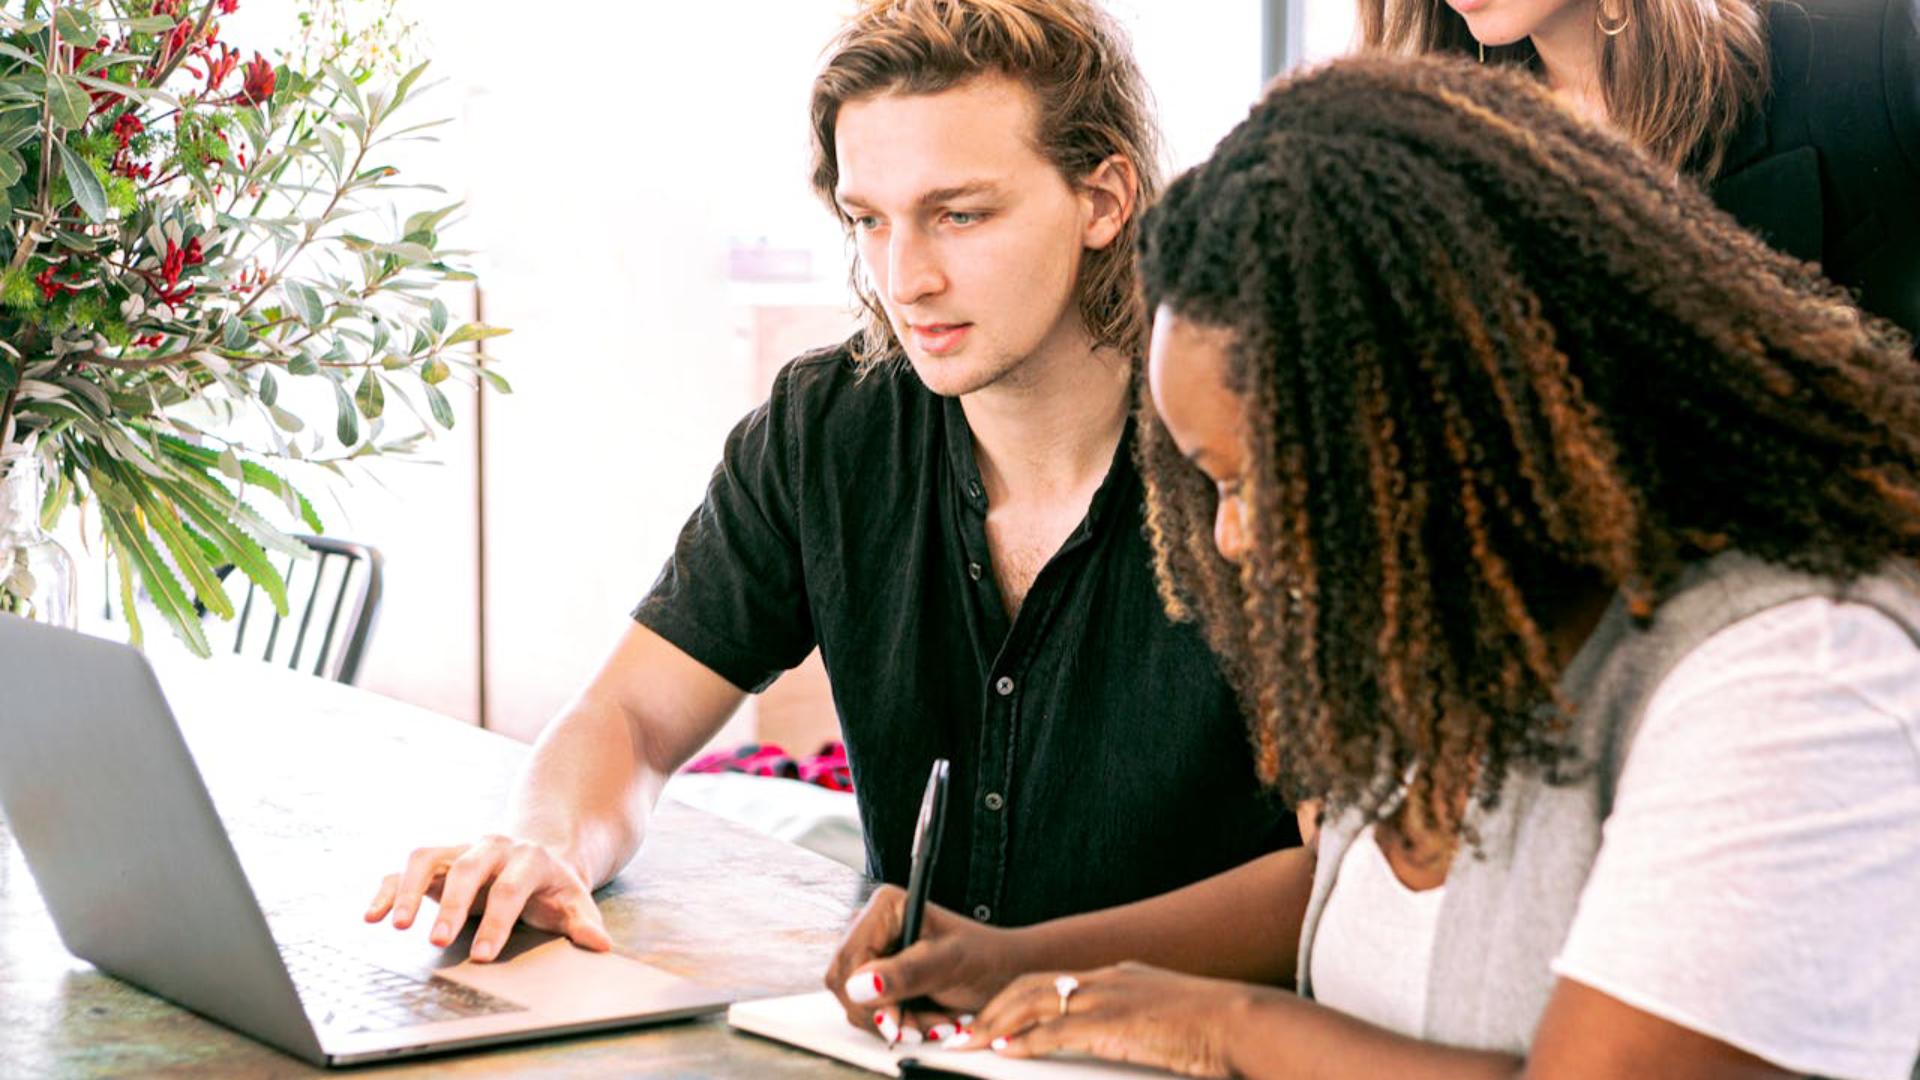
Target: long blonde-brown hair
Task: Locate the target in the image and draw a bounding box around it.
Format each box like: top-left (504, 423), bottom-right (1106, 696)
top-left (1357, 0), bottom-right (1770, 175)
top-left (809, 0), bottom-right (1163, 368)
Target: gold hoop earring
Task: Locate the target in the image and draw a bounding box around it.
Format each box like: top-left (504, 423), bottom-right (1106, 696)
top-left (1596, 2), bottom-right (1630, 36)
top-left (1479, 41), bottom-right (1486, 62)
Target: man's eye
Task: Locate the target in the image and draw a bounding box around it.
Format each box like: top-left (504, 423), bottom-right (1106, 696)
top-left (946, 211), bottom-right (985, 226)
top-left (852, 214), bottom-right (882, 231)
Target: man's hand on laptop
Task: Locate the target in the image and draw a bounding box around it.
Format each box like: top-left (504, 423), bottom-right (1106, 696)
top-left (364, 835), bottom-right (613, 961)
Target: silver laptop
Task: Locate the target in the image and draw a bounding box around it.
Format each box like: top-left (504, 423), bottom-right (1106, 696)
top-left (0, 614), bottom-right (734, 1066)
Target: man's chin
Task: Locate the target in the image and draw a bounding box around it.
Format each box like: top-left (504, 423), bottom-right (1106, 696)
top-left (904, 353), bottom-right (1000, 399)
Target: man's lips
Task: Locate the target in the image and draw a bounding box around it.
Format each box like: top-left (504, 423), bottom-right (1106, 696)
top-left (908, 322), bottom-right (973, 355)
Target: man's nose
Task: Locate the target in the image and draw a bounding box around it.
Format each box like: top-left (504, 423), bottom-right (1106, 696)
top-left (887, 229), bottom-right (945, 307)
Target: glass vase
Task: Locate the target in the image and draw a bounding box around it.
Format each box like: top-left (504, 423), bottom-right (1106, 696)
top-left (0, 447), bottom-right (77, 629)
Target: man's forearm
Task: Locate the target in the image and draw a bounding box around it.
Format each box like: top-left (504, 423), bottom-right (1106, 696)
top-left (504, 690), bottom-right (671, 888)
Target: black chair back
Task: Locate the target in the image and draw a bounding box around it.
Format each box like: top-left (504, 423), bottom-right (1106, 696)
top-left (224, 535), bottom-right (383, 685)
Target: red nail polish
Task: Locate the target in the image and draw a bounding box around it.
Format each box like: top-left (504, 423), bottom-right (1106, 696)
top-left (874, 974), bottom-right (886, 994)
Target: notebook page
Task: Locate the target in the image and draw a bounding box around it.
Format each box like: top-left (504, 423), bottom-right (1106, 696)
top-left (728, 990), bottom-right (1180, 1080)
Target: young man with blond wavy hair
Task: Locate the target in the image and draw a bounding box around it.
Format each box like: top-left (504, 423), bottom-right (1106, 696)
top-left (366, 0), bottom-right (1297, 966)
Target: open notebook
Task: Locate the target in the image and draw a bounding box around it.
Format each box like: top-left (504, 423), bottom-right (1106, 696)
top-left (728, 990), bottom-right (1179, 1079)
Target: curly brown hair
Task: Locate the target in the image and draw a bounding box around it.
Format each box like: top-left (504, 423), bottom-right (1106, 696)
top-left (1135, 54), bottom-right (1920, 824)
top-left (810, 0), bottom-right (1162, 369)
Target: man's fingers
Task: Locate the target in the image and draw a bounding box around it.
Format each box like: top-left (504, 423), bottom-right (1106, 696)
top-left (561, 896), bottom-right (612, 952)
top-left (464, 859), bottom-right (540, 962)
top-left (428, 845), bottom-right (507, 946)
top-left (364, 874), bottom-right (399, 922)
top-left (389, 846), bottom-right (460, 928)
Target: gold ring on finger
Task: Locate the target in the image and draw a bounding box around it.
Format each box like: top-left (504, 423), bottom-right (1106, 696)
top-left (1054, 974), bottom-right (1079, 1017)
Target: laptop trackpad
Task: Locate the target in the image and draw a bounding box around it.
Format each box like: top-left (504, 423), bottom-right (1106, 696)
top-left (427, 922), bottom-right (701, 1016)
top-left (333, 917), bottom-right (723, 1020)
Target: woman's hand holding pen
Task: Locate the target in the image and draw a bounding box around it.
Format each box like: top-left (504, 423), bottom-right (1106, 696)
top-left (826, 883), bottom-right (1029, 1045)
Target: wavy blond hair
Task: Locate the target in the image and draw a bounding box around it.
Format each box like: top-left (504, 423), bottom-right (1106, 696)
top-left (809, 0), bottom-right (1163, 368)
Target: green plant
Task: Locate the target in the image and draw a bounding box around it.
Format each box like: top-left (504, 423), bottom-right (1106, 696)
top-left (0, 0), bottom-right (508, 653)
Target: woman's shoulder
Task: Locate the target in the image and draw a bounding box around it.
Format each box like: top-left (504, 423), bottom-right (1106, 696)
top-left (1648, 592), bottom-right (1920, 725)
top-left (1764, 0), bottom-right (1919, 149)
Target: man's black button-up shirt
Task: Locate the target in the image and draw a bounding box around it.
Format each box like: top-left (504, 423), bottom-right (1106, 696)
top-left (634, 343), bottom-right (1298, 927)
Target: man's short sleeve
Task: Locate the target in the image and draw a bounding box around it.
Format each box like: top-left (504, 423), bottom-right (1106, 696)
top-left (632, 361), bottom-right (816, 693)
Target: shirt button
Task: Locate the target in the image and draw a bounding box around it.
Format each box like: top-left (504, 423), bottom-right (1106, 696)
top-left (984, 792), bottom-right (1004, 811)
top-left (972, 904), bottom-right (992, 922)
top-left (967, 480), bottom-right (983, 499)
top-left (968, 562), bottom-right (982, 581)
top-left (994, 676), bottom-right (1014, 696)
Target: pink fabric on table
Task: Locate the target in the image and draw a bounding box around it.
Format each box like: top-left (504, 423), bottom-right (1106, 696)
top-left (684, 741), bottom-right (853, 793)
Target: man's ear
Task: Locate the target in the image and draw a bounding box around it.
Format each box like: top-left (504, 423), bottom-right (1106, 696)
top-left (1079, 153), bottom-right (1138, 251)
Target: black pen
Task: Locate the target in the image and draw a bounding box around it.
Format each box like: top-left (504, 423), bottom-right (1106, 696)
top-left (888, 757), bottom-right (949, 1047)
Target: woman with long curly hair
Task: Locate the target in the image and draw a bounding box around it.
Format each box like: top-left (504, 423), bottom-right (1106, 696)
top-left (1358, 0), bottom-right (1920, 339)
top-left (823, 55), bottom-right (1920, 1079)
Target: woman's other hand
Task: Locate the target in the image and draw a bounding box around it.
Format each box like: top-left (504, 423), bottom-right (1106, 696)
top-left (964, 962), bottom-right (1252, 1078)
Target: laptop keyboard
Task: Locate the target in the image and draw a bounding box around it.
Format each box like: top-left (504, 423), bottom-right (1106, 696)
top-left (279, 940), bottom-right (527, 1033)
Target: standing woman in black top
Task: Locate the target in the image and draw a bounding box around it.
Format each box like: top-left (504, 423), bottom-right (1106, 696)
top-left (1358, 0), bottom-right (1920, 339)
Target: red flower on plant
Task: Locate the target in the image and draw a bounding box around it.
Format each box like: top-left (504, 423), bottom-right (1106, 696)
top-left (160, 237), bottom-right (205, 291)
top-left (201, 42), bottom-right (239, 93)
top-left (112, 112), bottom-right (145, 148)
top-left (218, 0), bottom-right (239, 12)
top-left (165, 19), bottom-right (194, 57)
top-left (239, 53), bottom-right (275, 105)
top-left (34, 264), bottom-right (77, 302)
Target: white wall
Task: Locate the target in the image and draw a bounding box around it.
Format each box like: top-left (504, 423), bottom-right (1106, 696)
top-left (196, 1), bottom-right (1270, 740)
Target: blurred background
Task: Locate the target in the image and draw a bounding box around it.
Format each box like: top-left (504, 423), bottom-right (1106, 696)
top-left (82, 0), bottom-right (1360, 750)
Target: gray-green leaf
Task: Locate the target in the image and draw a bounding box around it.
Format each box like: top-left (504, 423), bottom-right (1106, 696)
top-left (429, 297), bottom-right (448, 335)
top-left (286, 281), bottom-right (324, 327)
top-left (354, 369), bottom-right (385, 419)
top-left (333, 381), bottom-right (360, 445)
top-left (268, 403), bottom-right (304, 432)
top-left (53, 7), bottom-right (93, 45)
top-left (0, 43), bottom-right (44, 71)
top-left (0, 147), bottom-right (24, 187)
top-left (258, 367), bottom-right (278, 406)
top-left (54, 140), bottom-right (107, 223)
top-left (444, 323), bottom-right (510, 347)
top-left (315, 127), bottom-right (345, 175)
top-left (423, 380), bottom-right (454, 428)
top-left (47, 74), bottom-right (89, 131)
